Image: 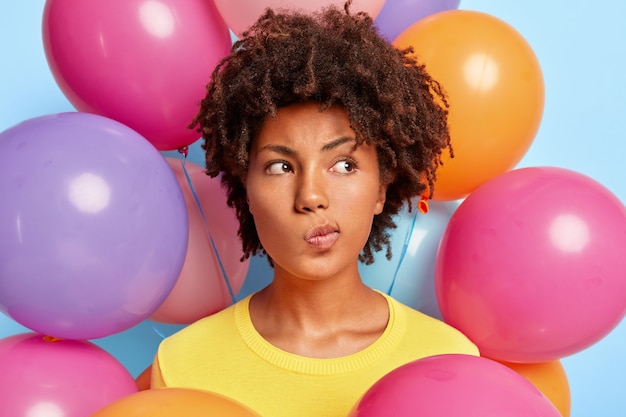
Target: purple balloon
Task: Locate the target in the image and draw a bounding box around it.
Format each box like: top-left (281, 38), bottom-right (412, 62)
top-left (0, 112), bottom-right (188, 340)
top-left (374, 0), bottom-right (461, 41)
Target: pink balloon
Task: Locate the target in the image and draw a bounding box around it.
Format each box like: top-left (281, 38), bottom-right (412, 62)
top-left (42, 0), bottom-right (232, 151)
top-left (435, 167), bottom-right (626, 362)
top-left (0, 332), bottom-right (138, 417)
top-left (149, 158), bottom-right (249, 324)
top-left (214, 0), bottom-right (387, 37)
top-left (350, 354), bottom-right (561, 417)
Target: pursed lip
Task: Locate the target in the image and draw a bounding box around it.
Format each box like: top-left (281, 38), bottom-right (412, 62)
top-left (304, 224), bottom-right (339, 249)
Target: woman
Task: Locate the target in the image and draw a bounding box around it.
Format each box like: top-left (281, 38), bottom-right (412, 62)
top-left (151, 2), bottom-right (478, 416)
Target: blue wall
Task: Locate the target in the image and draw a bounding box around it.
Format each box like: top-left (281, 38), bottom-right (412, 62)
top-left (1, 1), bottom-right (624, 416)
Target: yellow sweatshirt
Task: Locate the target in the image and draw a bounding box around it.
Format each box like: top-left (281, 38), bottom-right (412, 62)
top-left (152, 292), bottom-right (478, 417)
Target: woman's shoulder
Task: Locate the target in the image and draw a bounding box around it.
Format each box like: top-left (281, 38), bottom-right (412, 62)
top-left (159, 297), bottom-right (247, 353)
top-left (154, 296), bottom-right (254, 388)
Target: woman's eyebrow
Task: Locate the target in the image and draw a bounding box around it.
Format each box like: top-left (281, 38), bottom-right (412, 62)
top-left (321, 136), bottom-right (355, 152)
top-left (258, 136), bottom-right (356, 155)
top-left (258, 144), bottom-right (295, 155)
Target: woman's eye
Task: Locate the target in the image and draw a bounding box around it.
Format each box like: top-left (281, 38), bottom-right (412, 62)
top-left (332, 159), bottom-right (356, 174)
top-left (266, 161), bottom-right (292, 174)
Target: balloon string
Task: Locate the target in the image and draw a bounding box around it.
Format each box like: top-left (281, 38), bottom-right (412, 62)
top-left (179, 157), bottom-right (236, 305)
top-left (150, 323), bottom-right (167, 340)
top-left (387, 207), bottom-right (418, 296)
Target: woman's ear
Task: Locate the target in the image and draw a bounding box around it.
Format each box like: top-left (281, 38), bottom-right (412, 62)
top-left (374, 184), bottom-right (386, 215)
top-left (242, 176), bottom-right (253, 214)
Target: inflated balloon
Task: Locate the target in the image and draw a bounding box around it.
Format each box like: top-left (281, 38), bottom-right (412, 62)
top-left (375, 0), bottom-right (460, 41)
top-left (436, 167), bottom-right (626, 362)
top-left (91, 387), bottom-right (262, 417)
top-left (349, 354), bottom-right (561, 417)
top-left (135, 365), bottom-right (152, 391)
top-left (149, 158), bottom-right (249, 324)
top-left (499, 360), bottom-right (571, 417)
top-left (360, 200), bottom-right (459, 319)
top-left (42, 0), bottom-right (232, 151)
top-left (0, 333), bottom-right (138, 417)
top-left (394, 10), bottom-right (544, 201)
top-left (214, 0), bottom-right (386, 36)
top-left (0, 112), bottom-right (188, 340)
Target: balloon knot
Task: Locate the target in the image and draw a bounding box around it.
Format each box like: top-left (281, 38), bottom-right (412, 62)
top-left (178, 146), bottom-right (189, 158)
top-left (42, 335), bottom-right (64, 343)
top-left (418, 195), bottom-right (429, 214)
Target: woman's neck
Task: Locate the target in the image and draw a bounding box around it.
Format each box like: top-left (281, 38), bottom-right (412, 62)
top-left (248, 275), bottom-right (389, 358)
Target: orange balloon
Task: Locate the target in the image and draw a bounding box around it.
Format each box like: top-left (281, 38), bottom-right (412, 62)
top-left (394, 10), bottom-right (544, 201)
top-left (498, 360), bottom-right (571, 417)
top-left (91, 387), bottom-right (261, 417)
top-left (135, 365), bottom-right (152, 391)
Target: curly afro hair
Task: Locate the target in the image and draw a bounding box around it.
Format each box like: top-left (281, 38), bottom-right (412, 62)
top-left (190, 1), bottom-right (452, 265)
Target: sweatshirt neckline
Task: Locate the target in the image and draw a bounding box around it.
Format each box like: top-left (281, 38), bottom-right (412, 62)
top-left (234, 292), bottom-right (405, 375)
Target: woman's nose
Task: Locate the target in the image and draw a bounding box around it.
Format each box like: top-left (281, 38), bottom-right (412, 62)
top-left (294, 169), bottom-right (329, 213)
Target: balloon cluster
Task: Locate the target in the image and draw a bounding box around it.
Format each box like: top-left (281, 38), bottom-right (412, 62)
top-left (354, 4), bottom-right (625, 417)
top-left (0, 0), bottom-right (248, 414)
top-left (0, 111), bottom-right (192, 415)
top-left (350, 354), bottom-right (564, 417)
top-left (1, 0), bottom-right (624, 416)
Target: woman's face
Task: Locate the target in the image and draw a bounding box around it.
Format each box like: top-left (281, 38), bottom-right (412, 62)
top-left (245, 101), bottom-right (386, 282)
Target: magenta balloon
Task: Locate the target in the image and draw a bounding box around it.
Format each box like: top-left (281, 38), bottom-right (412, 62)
top-left (0, 112), bottom-right (188, 340)
top-left (350, 354), bottom-right (561, 417)
top-left (0, 333), bottom-right (138, 417)
top-left (42, 0), bottom-right (232, 151)
top-left (435, 167), bottom-right (626, 362)
top-left (374, 0), bottom-right (461, 41)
